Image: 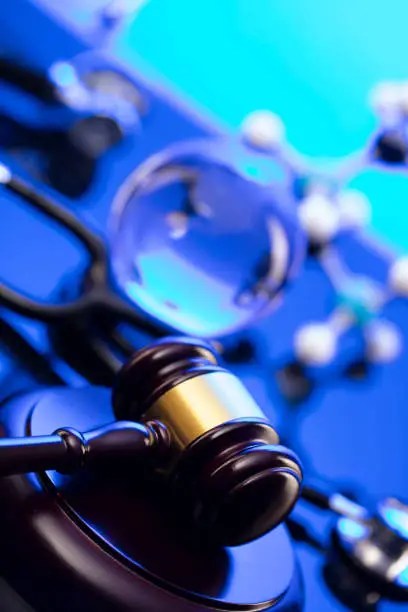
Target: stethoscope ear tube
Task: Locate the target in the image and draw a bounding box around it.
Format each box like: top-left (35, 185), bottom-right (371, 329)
top-left (0, 168), bottom-right (172, 343)
top-left (0, 57), bottom-right (59, 104)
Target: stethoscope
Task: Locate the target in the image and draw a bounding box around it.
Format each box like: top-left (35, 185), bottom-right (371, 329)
top-left (0, 164), bottom-right (168, 367)
top-left (296, 486), bottom-right (408, 607)
top-left (0, 53), bottom-right (150, 384)
top-left (0, 53), bottom-right (146, 347)
top-left (0, 53), bottom-right (142, 129)
top-left (0, 52), bottom-right (143, 196)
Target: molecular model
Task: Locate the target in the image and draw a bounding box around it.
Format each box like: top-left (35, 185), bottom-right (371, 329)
top-left (240, 84), bottom-right (408, 402)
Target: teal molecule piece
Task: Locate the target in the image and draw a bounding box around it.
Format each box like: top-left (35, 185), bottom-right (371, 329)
top-left (336, 279), bottom-right (381, 326)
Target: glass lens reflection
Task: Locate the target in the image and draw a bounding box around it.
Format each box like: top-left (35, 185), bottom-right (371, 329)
top-left (110, 139), bottom-right (303, 337)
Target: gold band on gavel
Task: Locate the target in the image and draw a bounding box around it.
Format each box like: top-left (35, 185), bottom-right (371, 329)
top-left (144, 371), bottom-right (277, 452)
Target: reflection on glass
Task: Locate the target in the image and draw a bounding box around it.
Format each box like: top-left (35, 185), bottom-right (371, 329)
top-left (110, 138), bottom-right (304, 337)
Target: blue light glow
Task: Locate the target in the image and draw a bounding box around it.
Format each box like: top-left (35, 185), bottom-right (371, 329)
top-left (380, 506), bottom-right (408, 539)
top-left (244, 164), bottom-right (267, 181)
top-left (397, 566), bottom-right (408, 587)
top-left (337, 518), bottom-right (369, 541)
top-left (49, 61), bottom-right (78, 88)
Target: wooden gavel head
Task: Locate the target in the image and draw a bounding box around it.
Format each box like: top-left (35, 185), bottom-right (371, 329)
top-left (113, 337), bottom-right (303, 546)
top-left (0, 337), bottom-right (302, 548)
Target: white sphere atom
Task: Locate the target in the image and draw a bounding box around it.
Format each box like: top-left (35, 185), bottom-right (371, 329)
top-left (298, 193), bottom-right (340, 244)
top-left (389, 256), bottom-right (408, 296)
top-left (365, 320), bottom-right (402, 364)
top-left (399, 83), bottom-right (408, 115)
top-left (338, 190), bottom-right (372, 229)
top-left (369, 82), bottom-right (403, 118)
top-left (294, 322), bottom-right (337, 366)
top-left (241, 110), bottom-right (285, 151)
top-left (0, 163), bottom-right (11, 184)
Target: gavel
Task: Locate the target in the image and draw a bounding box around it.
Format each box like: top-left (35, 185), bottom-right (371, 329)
top-left (0, 337), bottom-right (302, 546)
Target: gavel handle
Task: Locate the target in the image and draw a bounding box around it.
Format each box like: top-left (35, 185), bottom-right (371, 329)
top-left (0, 421), bottom-right (165, 477)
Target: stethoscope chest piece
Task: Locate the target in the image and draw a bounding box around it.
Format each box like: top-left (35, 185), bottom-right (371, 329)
top-left (334, 497), bottom-right (408, 598)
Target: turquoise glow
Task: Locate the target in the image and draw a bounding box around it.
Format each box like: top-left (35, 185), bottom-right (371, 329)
top-left (381, 505), bottom-right (408, 539)
top-left (114, 0), bottom-right (408, 250)
top-left (397, 566), bottom-right (408, 587)
top-left (337, 517), bottom-right (368, 541)
top-left (49, 61), bottom-right (78, 87)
